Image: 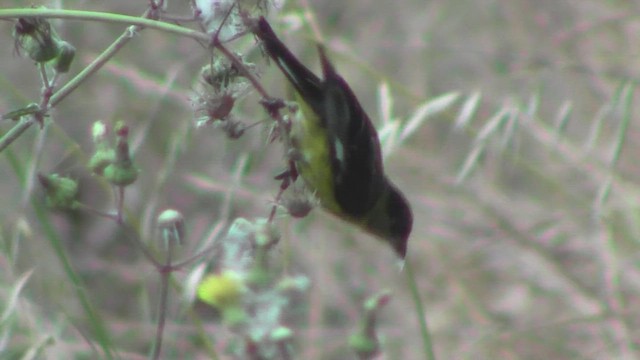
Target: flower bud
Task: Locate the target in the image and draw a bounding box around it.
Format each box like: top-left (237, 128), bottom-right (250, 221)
top-left (53, 41), bottom-right (76, 73)
top-left (37, 173), bottom-right (79, 209)
top-left (103, 122), bottom-right (139, 186)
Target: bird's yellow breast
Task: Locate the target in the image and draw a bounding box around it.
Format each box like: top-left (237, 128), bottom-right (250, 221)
top-left (290, 95), bottom-right (341, 214)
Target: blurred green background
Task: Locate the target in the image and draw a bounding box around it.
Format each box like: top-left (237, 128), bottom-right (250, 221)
top-left (1, 0), bottom-right (639, 359)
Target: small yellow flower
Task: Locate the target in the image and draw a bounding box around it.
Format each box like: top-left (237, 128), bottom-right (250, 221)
top-left (197, 271), bottom-right (245, 310)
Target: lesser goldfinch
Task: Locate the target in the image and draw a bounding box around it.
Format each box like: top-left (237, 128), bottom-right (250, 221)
top-left (255, 17), bottom-right (413, 258)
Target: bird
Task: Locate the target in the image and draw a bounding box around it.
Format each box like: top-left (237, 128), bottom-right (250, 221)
top-left (254, 16), bottom-right (413, 258)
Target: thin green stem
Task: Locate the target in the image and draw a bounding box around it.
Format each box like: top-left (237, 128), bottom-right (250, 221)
top-left (151, 247), bottom-right (173, 360)
top-left (0, 9), bottom-right (209, 42)
top-left (404, 260), bottom-right (436, 360)
top-left (0, 117), bottom-right (35, 152)
top-left (50, 26), bottom-right (138, 108)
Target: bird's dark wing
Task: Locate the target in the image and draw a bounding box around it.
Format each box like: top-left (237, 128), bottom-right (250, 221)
top-left (255, 17), bottom-right (325, 118)
top-left (318, 49), bottom-right (386, 216)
